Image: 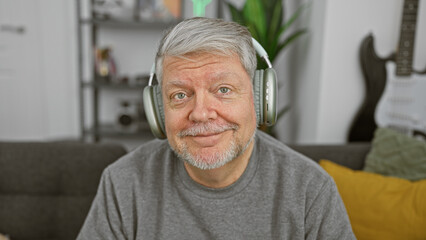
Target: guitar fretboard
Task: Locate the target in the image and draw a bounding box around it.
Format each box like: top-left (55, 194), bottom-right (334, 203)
top-left (396, 0), bottom-right (419, 76)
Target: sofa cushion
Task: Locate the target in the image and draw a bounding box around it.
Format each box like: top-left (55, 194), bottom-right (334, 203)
top-left (0, 142), bottom-right (126, 195)
top-left (363, 127), bottom-right (426, 181)
top-left (0, 141), bottom-right (127, 240)
top-left (320, 159), bottom-right (426, 240)
top-left (0, 195), bottom-right (94, 240)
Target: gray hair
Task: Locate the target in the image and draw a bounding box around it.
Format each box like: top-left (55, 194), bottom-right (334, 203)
top-left (155, 17), bottom-right (257, 84)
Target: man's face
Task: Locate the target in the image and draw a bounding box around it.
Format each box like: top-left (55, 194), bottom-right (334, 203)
top-left (162, 52), bottom-right (257, 170)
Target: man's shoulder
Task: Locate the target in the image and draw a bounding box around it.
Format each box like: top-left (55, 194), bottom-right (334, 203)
top-left (105, 138), bottom-right (172, 177)
top-left (256, 131), bottom-right (330, 183)
top-left (256, 130), bottom-right (313, 165)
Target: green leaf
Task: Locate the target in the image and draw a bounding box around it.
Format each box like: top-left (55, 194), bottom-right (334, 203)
top-left (246, 22), bottom-right (261, 42)
top-left (261, 0), bottom-right (274, 11)
top-left (276, 29), bottom-right (307, 57)
top-left (267, 0), bottom-right (283, 38)
top-left (265, 0), bottom-right (283, 61)
top-left (226, 2), bottom-right (246, 26)
top-left (278, 4), bottom-right (306, 38)
top-left (242, 0), bottom-right (266, 41)
top-left (269, 2), bottom-right (282, 42)
top-left (256, 55), bottom-right (267, 69)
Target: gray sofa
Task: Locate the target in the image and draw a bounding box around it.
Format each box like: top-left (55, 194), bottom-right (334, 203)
top-left (290, 143), bottom-right (371, 170)
top-left (0, 141), bottom-right (370, 240)
top-left (0, 142), bottom-right (127, 240)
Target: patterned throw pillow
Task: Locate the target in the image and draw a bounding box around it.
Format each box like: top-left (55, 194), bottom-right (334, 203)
top-left (363, 127), bottom-right (426, 181)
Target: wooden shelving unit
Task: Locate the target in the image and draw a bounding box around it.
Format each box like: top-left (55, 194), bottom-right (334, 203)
top-left (76, 0), bottom-right (184, 142)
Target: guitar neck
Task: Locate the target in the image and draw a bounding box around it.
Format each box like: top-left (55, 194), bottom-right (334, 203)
top-left (396, 0), bottom-right (419, 76)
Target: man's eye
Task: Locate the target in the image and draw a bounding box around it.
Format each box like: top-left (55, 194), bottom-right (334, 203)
top-left (173, 92), bottom-right (187, 100)
top-left (218, 87), bottom-right (230, 94)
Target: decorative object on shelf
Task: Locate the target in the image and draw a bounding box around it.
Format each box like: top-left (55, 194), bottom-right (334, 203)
top-left (118, 75), bottom-right (130, 84)
top-left (116, 99), bottom-right (139, 132)
top-left (95, 47), bottom-right (117, 83)
top-left (113, 74), bottom-right (150, 86)
top-left (115, 99), bottom-right (148, 133)
top-left (136, 0), bottom-right (182, 21)
top-left (226, 0), bottom-right (307, 137)
top-left (192, 0), bottom-right (212, 17)
top-left (93, 0), bottom-right (134, 20)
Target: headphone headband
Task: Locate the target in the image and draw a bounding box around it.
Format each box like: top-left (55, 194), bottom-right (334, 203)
top-left (251, 38), bottom-right (272, 68)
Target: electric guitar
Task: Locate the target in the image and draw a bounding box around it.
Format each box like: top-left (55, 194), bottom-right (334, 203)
top-left (375, 0), bottom-right (426, 137)
top-left (348, 0), bottom-right (426, 141)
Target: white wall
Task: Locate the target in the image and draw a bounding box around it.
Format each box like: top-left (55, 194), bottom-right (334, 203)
top-left (277, 0), bottom-right (426, 144)
top-left (0, 0), bottom-right (78, 141)
top-left (40, 0), bottom-right (79, 139)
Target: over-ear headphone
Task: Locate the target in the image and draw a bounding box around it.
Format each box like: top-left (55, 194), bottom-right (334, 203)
top-left (143, 38), bottom-right (277, 139)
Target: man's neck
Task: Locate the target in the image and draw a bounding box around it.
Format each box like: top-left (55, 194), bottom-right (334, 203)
top-left (183, 140), bottom-right (254, 189)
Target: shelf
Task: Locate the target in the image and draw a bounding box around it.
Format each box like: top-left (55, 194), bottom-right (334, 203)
top-left (79, 18), bottom-right (180, 29)
top-left (82, 81), bottom-right (148, 90)
top-left (76, 0), bottom-right (179, 142)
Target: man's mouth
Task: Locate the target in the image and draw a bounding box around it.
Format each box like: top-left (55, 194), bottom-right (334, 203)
top-left (178, 122), bottom-right (239, 138)
top-left (177, 122), bottom-right (238, 147)
top-left (188, 131), bottom-right (227, 147)
top-left (192, 131), bottom-right (223, 137)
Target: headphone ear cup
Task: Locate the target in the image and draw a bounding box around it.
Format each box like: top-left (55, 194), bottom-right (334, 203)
top-left (263, 68), bottom-right (277, 126)
top-left (153, 85), bottom-right (166, 135)
top-left (142, 85), bottom-right (166, 139)
top-left (253, 69), bottom-right (264, 125)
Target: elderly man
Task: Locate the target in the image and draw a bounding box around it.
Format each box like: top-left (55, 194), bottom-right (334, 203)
top-left (77, 17), bottom-right (355, 239)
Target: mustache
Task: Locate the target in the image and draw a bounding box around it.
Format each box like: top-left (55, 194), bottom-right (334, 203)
top-left (177, 121), bottom-right (239, 137)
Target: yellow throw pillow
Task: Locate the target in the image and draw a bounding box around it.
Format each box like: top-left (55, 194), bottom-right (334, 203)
top-left (319, 159), bottom-right (426, 240)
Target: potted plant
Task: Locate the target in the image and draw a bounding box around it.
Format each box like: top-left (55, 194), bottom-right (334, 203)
top-left (226, 0), bottom-right (307, 136)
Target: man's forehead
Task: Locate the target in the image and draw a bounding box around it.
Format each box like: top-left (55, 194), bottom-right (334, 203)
top-left (161, 52), bottom-right (250, 88)
top-left (163, 72), bottom-right (242, 88)
top-left (163, 51), bottom-right (239, 65)
top-left (163, 53), bottom-right (241, 73)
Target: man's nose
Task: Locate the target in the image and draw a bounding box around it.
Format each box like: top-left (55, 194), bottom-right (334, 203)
top-left (188, 92), bottom-right (217, 123)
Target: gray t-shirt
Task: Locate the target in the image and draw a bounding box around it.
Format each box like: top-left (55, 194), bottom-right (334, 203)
top-left (77, 131), bottom-right (355, 239)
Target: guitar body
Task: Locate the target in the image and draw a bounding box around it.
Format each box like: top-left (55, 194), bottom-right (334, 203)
top-left (375, 62), bottom-right (426, 133)
top-left (348, 34), bottom-right (393, 142)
